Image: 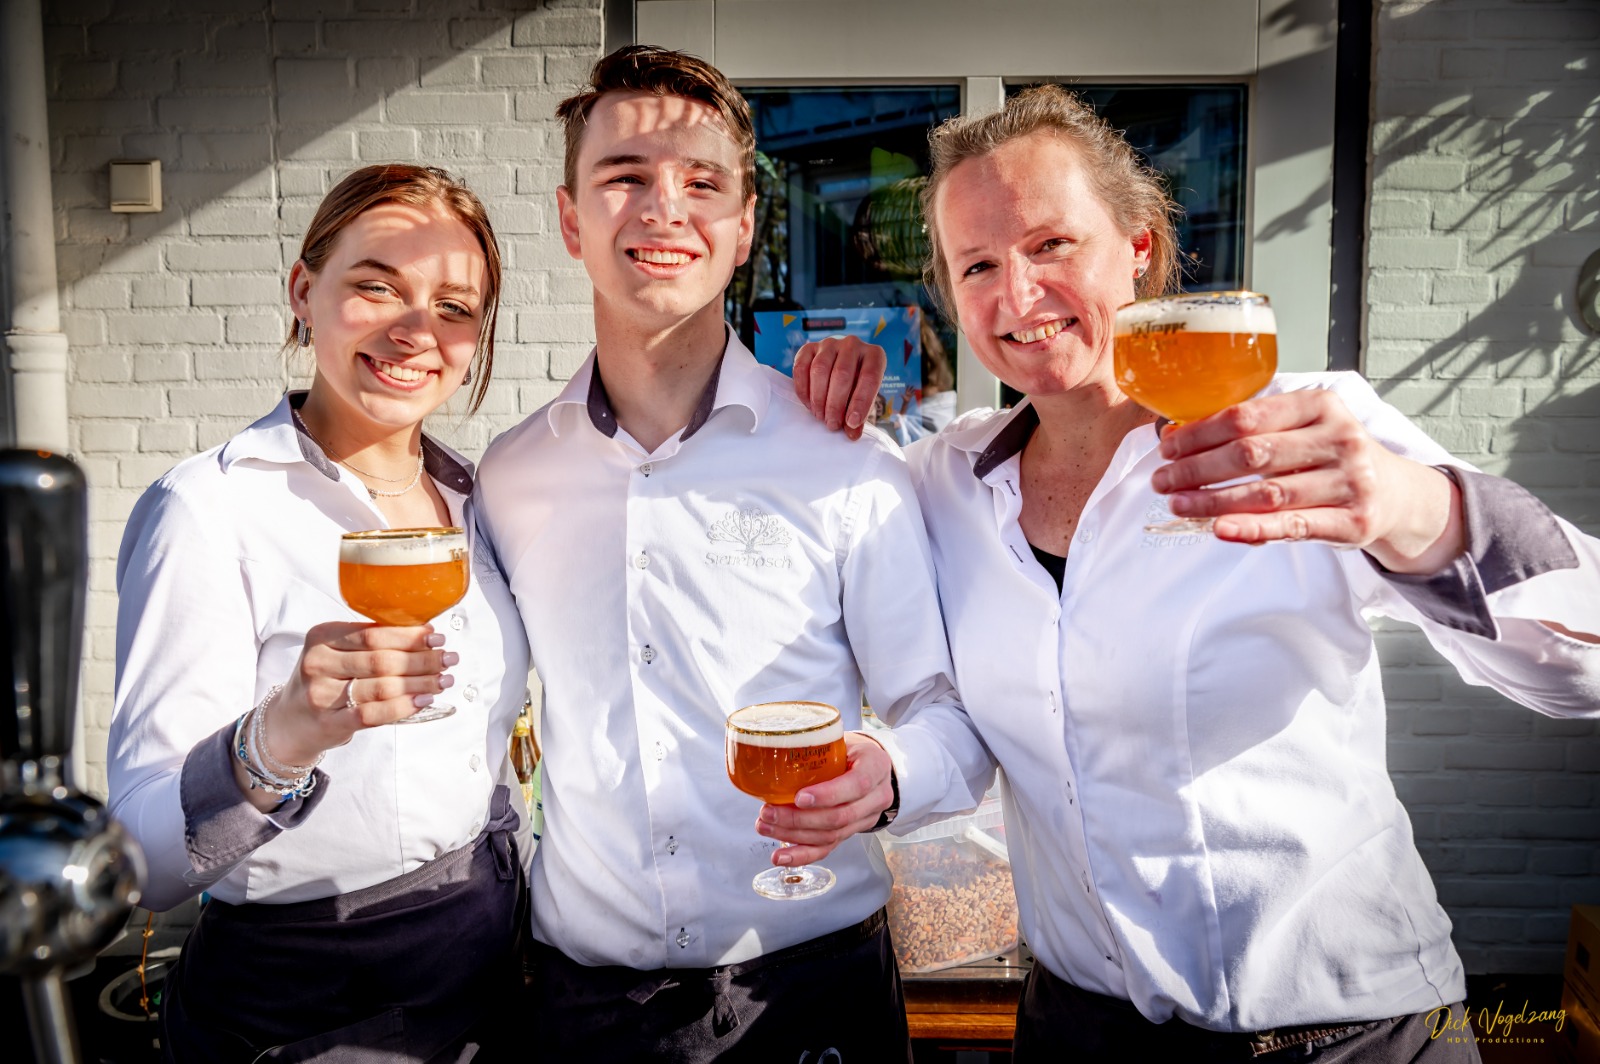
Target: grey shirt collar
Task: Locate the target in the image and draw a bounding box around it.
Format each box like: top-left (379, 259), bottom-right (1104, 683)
top-left (584, 329), bottom-right (730, 443)
top-left (287, 391), bottom-right (473, 495)
top-left (971, 404), bottom-right (1039, 479)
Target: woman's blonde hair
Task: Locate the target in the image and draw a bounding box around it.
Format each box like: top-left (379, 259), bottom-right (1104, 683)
top-left (290, 164), bottom-right (502, 414)
top-left (920, 84), bottom-right (1181, 323)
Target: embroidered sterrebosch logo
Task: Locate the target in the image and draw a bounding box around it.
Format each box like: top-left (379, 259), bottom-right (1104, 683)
top-left (1140, 498), bottom-right (1207, 548)
top-left (706, 507), bottom-right (793, 568)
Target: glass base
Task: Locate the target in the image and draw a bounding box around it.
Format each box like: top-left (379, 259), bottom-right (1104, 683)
top-left (394, 702), bottom-right (456, 724)
top-left (752, 864), bottom-right (836, 901)
top-left (1143, 517), bottom-right (1216, 536)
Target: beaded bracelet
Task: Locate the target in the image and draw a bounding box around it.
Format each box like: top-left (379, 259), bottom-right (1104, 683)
top-left (233, 717), bottom-right (312, 799)
top-left (232, 686), bottom-right (322, 802)
top-left (232, 712), bottom-right (298, 796)
top-left (250, 684), bottom-right (322, 778)
top-left (235, 734), bottom-right (319, 801)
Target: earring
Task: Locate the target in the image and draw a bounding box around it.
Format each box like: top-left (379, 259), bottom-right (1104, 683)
top-left (1134, 264), bottom-right (1148, 279)
top-left (462, 367), bottom-right (474, 387)
top-left (295, 318), bottom-right (312, 346)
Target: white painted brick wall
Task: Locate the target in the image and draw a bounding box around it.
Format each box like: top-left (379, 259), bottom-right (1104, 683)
top-left (46, 0), bottom-right (602, 797)
top-left (1369, 0), bottom-right (1599, 974)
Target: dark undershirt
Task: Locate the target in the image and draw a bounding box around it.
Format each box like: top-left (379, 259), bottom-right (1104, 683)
top-left (1030, 542), bottom-right (1067, 592)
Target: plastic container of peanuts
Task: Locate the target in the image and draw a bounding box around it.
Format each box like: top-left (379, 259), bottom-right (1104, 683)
top-left (882, 795), bottom-right (1021, 975)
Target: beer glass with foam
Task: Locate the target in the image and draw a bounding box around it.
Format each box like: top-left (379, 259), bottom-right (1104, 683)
top-left (1113, 291), bottom-right (1278, 535)
top-left (339, 527), bottom-right (469, 722)
top-left (725, 701), bottom-right (848, 900)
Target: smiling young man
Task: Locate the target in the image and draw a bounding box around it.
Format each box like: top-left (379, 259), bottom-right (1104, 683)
top-left (472, 46), bottom-right (992, 1062)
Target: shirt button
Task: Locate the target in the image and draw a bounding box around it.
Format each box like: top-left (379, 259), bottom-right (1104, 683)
top-left (469, 754), bottom-right (481, 771)
top-left (640, 462), bottom-right (654, 476)
top-left (676, 929), bottom-right (690, 949)
top-left (654, 742), bottom-right (666, 761)
top-left (666, 837), bottom-right (679, 855)
top-left (640, 645), bottom-right (656, 664)
top-left (449, 613), bottom-right (465, 631)
top-left (463, 684), bottom-right (478, 702)
top-left (634, 551), bottom-right (650, 570)
top-left (1078, 529), bottom-right (1094, 544)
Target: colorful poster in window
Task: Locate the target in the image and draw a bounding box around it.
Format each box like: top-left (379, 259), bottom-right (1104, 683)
top-left (752, 306), bottom-right (925, 443)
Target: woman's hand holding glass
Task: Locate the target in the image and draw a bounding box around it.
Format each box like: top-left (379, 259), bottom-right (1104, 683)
top-left (1114, 292), bottom-right (1277, 535)
top-left (279, 621), bottom-right (455, 743)
top-left (339, 527), bottom-right (470, 722)
top-left (1150, 384), bottom-right (1467, 573)
top-left (231, 621), bottom-right (454, 811)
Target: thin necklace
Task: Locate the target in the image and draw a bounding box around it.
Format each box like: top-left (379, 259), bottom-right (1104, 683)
top-left (356, 460), bottom-right (424, 499)
top-left (294, 410), bottom-right (426, 499)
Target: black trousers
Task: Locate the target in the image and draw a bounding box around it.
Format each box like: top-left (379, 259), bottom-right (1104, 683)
top-left (526, 907), bottom-right (912, 1063)
top-left (162, 788), bottom-right (527, 1064)
top-left (1013, 963), bottom-right (1481, 1063)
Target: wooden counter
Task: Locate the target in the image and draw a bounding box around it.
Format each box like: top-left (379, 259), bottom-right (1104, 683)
top-left (905, 948), bottom-right (1028, 1045)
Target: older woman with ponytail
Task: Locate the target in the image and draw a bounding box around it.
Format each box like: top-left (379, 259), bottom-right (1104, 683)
top-left (790, 85), bottom-right (1600, 1062)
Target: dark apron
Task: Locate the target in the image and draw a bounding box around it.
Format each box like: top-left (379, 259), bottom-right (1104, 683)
top-left (526, 907), bottom-right (912, 1063)
top-left (1012, 962), bottom-right (1481, 1063)
top-left (162, 786), bottom-right (526, 1064)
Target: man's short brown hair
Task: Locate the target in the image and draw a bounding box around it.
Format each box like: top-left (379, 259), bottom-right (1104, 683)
top-left (555, 45), bottom-right (757, 201)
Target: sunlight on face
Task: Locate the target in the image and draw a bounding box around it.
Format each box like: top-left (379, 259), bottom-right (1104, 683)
top-left (292, 201), bottom-right (487, 436)
top-left (935, 132), bottom-right (1147, 400)
top-left (558, 91), bottom-right (755, 333)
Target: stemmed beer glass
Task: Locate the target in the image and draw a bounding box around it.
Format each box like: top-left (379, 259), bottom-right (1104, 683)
top-left (725, 701), bottom-right (848, 900)
top-left (1113, 291), bottom-right (1278, 535)
top-left (339, 527), bottom-right (469, 723)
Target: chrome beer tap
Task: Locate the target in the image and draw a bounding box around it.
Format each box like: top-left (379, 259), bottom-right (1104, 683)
top-left (1, 449), bottom-right (145, 1064)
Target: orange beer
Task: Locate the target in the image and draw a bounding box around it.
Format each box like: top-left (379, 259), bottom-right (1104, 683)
top-left (339, 527), bottom-right (469, 626)
top-left (725, 701), bottom-right (847, 805)
top-left (1114, 292), bottom-right (1277, 425)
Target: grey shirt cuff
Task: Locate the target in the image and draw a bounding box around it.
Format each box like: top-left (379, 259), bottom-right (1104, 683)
top-left (1369, 466), bottom-right (1579, 640)
top-left (180, 720), bottom-right (329, 875)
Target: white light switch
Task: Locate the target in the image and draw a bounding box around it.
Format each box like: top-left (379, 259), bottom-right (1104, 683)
top-left (109, 160), bottom-right (161, 213)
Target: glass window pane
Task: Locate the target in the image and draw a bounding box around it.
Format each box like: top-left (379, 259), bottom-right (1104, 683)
top-left (1008, 83), bottom-right (1249, 292)
top-left (731, 86), bottom-right (962, 442)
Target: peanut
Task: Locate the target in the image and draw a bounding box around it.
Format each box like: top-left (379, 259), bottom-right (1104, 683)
top-left (886, 840), bottom-right (1020, 973)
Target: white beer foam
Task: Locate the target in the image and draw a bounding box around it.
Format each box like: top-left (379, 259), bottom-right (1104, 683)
top-left (1115, 296), bottom-right (1276, 335)
top-left (729, 702), bottom-right (844, 748)
top-left (339, 530), bottom-right (464, 566)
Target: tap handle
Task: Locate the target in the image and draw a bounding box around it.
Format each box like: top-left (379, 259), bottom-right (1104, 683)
top-left (0, 449), bottom-right (88, 764)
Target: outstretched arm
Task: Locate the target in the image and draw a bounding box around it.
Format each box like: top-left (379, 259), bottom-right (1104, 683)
top-left (1158, 377), bottom-right (1593, 652)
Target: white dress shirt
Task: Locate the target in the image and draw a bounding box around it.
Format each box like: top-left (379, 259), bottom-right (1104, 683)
top-left (906, 371), bottom-right (1600, 1032)
top-left (473, 334), bottom-right (990, 970)
top-left (110, 393), bottom-right (530, 910)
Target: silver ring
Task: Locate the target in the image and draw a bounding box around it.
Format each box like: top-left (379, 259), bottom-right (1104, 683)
top-left (344, 678), bottom-right (359, 712)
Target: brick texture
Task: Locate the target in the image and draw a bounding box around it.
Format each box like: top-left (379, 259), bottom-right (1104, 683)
top-left (46, 0), bottom-right (601, 797)
top-left (1369, 0), bottom-right (1600, 976)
